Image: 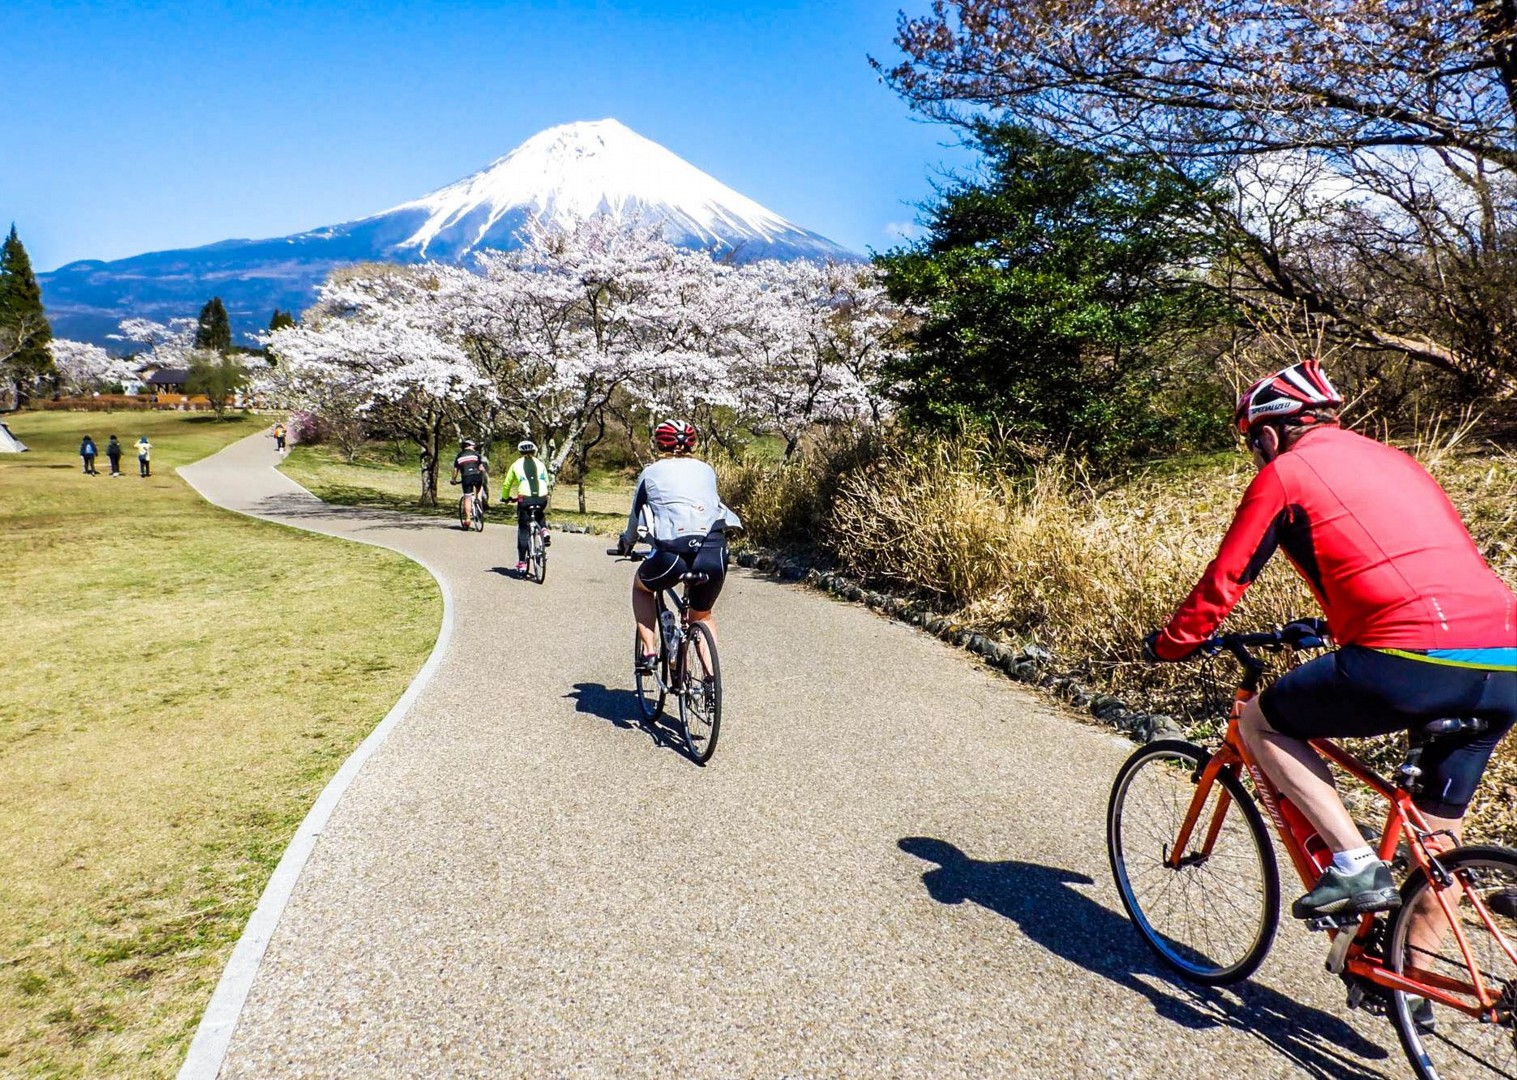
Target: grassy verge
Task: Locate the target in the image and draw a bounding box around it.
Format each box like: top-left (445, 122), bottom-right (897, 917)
top-left (279, 441), bottom-right (630, 532)
top-left (720, 427), bottom-right (1517, 844)
top-left (0, 411), bottom-right (439, 1077)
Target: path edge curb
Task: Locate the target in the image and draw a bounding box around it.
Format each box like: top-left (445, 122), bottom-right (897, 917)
top-left (174, 449), bottom-right (455, 1080)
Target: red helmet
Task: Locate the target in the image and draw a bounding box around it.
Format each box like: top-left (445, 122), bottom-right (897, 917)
top-left (1234, 360), bottom-right (1343, 436)
top-left (653, 419), bottom-right (697, 453)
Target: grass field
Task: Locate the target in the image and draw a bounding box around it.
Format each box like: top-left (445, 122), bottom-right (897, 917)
top-left (279, 441), bottom-right (631, 530)
top-left (0, 411), bottom-right (439, 1077)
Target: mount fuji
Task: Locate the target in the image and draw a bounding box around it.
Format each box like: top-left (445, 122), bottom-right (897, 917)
top-left (40, 119), bottom-right (858, 345)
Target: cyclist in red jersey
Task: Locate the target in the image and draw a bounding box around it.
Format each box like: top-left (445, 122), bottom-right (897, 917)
top-left (1146, 360), bottom-right (1515, 918)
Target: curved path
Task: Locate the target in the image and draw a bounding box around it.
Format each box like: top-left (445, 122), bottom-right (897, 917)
top-left (178, 434), bottom-right (1396, 1079)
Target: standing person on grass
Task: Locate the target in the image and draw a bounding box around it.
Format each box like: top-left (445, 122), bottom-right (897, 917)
top-left (615, 420), bottom-right (742, 672)
top-left (106, 435), bottom-right (122, 477)
top-left (136, 435), bottom-right (152, 478)
top-left (1144, 360), bottom-right (1515, 920)
top-left (502, 440), bottom-right (552, 575)
top-left (79, 434), bottom-right (98, 475)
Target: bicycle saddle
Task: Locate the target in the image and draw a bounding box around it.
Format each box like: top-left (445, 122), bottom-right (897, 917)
top-left (681, 572), bottom-right (710, 585)
top-left (1415, 716), bottom-right (1489, 741)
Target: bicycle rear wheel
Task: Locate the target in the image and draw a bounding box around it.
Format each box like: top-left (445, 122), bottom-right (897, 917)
top-left (634, 629), bottom-right (665, 725)
top-left (472, 495), bottom-right (485, 531)
top-left (677, 620), bottom-right (721, 764)
top-left (1108, 739), bottom-right (1280, 984)
top-left (1386, 844), bottom-right (1517, 1080)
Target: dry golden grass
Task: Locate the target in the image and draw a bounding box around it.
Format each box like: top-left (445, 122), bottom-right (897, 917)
top-left (727, 425), bottom-right (1516, 843)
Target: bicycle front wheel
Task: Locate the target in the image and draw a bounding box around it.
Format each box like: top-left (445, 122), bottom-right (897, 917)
top-left (1387, 844), bottom-right (1517, 1080)
top-left (677, 620), bottom-right (721, 764)
top-left (1108, 740), bottom-right (1280, 984)
top-left (532, 531), bottom-right (547, 583)
top-left (634, 629), bottom-right (665, 725)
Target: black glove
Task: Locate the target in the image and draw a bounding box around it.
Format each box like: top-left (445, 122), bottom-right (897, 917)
top-left (1143, 631), bottom-right (1198, 664)
top-left (615, 534), bottom-right (630, 556)
top-left (1281, 618), bottom-right (1329, 649)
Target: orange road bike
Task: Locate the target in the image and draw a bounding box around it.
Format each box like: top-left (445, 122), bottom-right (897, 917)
top-left (1107, 627), bottom-right (1516, 1080)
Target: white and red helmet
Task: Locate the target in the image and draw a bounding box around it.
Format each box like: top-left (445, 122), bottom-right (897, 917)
top-left (653, 419), bottom-right (697, 453)
top-left (1234, 360), bottom-right (1343, 436)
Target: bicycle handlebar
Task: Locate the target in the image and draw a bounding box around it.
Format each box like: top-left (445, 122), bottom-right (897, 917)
top-left (1202, 621), bottom-right (1328, 658)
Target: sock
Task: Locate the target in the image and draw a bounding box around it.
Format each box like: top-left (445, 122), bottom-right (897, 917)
top-left (1331, 846), bottom-right (1379, 875)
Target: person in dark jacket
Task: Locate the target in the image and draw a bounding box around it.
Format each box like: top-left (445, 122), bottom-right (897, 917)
top-left (79, 435), bottom-right (98, 475)
top-left (106, 435), bottom-right (123, 477)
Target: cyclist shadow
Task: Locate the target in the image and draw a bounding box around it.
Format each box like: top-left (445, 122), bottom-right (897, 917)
top-left (898, 837), bottom-right (1393, 1079)
top-left (565, 682), bottom-right (698, 763)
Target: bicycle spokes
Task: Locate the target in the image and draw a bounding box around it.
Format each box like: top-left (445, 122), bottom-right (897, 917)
top-left (1386, 848), bottom-right (1517, 1080)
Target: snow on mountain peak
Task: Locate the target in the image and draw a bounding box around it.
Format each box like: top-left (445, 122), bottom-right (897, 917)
top-left (387, 118), bottom-right (813, 258)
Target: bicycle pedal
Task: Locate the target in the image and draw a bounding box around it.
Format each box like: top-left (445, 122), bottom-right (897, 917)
top-left (1344, 977), bottom-right (1387, 1016)
top-left (1306, 915), bottom-right (1360, 933)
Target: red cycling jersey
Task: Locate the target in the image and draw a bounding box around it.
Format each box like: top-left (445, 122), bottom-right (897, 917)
top-left (1155, 425), bottom-right (1516, 661)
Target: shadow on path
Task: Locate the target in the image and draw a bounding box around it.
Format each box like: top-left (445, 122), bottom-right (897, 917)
top-left (566, 682), bottom-right (709, 763)
top-left (898, 837), bottom-right (1393, 1080)
top-left (243, 492), bottom-right (445, 532)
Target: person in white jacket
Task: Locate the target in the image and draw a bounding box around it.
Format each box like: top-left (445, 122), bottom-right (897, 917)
top-left (616, 420), bottom-right (741, 672)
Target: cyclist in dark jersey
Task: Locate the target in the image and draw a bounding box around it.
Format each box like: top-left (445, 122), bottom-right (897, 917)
top-left (450, 440), bottom-right (489, 530)
top-left (1146, 360), bottom-right (1515, 918)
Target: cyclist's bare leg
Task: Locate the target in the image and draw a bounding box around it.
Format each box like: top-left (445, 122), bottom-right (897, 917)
top-left (689, 609), bottom-right (717, 644)
top-left (1238, 695), bottom-right (1365, 852)
top-left (632, 578), bottom-right (658, 657)
top-left (689, 608), bottom-right (719, 672)
top-left (1404, 813), bottom-right (1465, 964)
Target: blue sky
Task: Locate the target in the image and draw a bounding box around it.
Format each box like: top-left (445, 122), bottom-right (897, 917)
top-left (3, 0), bottom-right (973, 272)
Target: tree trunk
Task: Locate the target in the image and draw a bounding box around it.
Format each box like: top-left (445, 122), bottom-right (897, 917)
top-left (418, 412), bottom-right (443, 507)
top-left (571, 438), bottom-right (586, 514)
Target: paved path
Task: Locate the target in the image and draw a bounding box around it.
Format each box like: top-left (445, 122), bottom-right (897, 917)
top-left (178, 434), bottom-right (1398, 1079)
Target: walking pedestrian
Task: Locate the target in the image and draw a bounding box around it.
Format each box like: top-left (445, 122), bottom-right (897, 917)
top-left (272, 422), bottom-right (287, 452)
top-left (136, 435), bottom-right (152, 478)
top-left (79, 434), bottom-right (98, 475)
top-left (106, 435), bottom-right (123, 476)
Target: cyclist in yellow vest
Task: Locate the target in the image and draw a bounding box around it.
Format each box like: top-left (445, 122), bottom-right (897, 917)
top-left (503, 440), bottom-right (553, 574)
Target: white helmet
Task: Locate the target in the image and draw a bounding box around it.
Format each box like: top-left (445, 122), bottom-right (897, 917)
top-left (518, 439), bottom-right (537, 454)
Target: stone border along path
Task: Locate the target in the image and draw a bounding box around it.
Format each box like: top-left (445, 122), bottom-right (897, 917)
top-left (174, 433), bottom-right (1397, 1079)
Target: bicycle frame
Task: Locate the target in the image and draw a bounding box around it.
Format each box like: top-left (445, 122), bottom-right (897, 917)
top-left (1167, 681), bottom-right (1516, 1022)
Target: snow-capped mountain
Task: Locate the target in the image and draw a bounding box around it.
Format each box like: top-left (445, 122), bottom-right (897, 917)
top-left (40, 119), bottom-right (857, 345)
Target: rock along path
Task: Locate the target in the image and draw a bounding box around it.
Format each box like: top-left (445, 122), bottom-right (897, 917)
top-left (177, 433), bottom-right (1398, 1079)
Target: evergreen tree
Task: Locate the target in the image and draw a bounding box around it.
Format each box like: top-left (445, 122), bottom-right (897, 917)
top-left (194, 296), bottom-right (233, 355)
top-left (876, 123), bottom-right (1230, 461)
top-left (0, 224), bottom-right (56, 406)
top-left (268, 308), bottom-right (296, 332)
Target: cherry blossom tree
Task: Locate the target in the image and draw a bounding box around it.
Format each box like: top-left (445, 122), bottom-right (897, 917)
top-left (48, 339), bottom-right (139, 395)
top-left (877, 0), bottom-right (1517, 401)
top-left (729, 261), bottom-right (905, 456)
top-left (269, 265), bottom-right (490, 505)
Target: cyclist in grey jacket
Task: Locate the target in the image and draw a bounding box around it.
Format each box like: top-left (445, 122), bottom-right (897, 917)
top-left (617, 420), bottom-right (741, 672)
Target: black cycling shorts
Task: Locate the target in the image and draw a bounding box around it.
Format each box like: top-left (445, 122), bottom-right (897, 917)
top-left (1260, 645), bottom-right (1516, 817)
top-left (637, 529), bottom-right (728, 612)
top-left (461, 475), bottom-right (484, 494)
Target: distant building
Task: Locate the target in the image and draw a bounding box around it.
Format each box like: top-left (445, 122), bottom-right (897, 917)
top-left (138, 367), bottom-right (192, 394)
